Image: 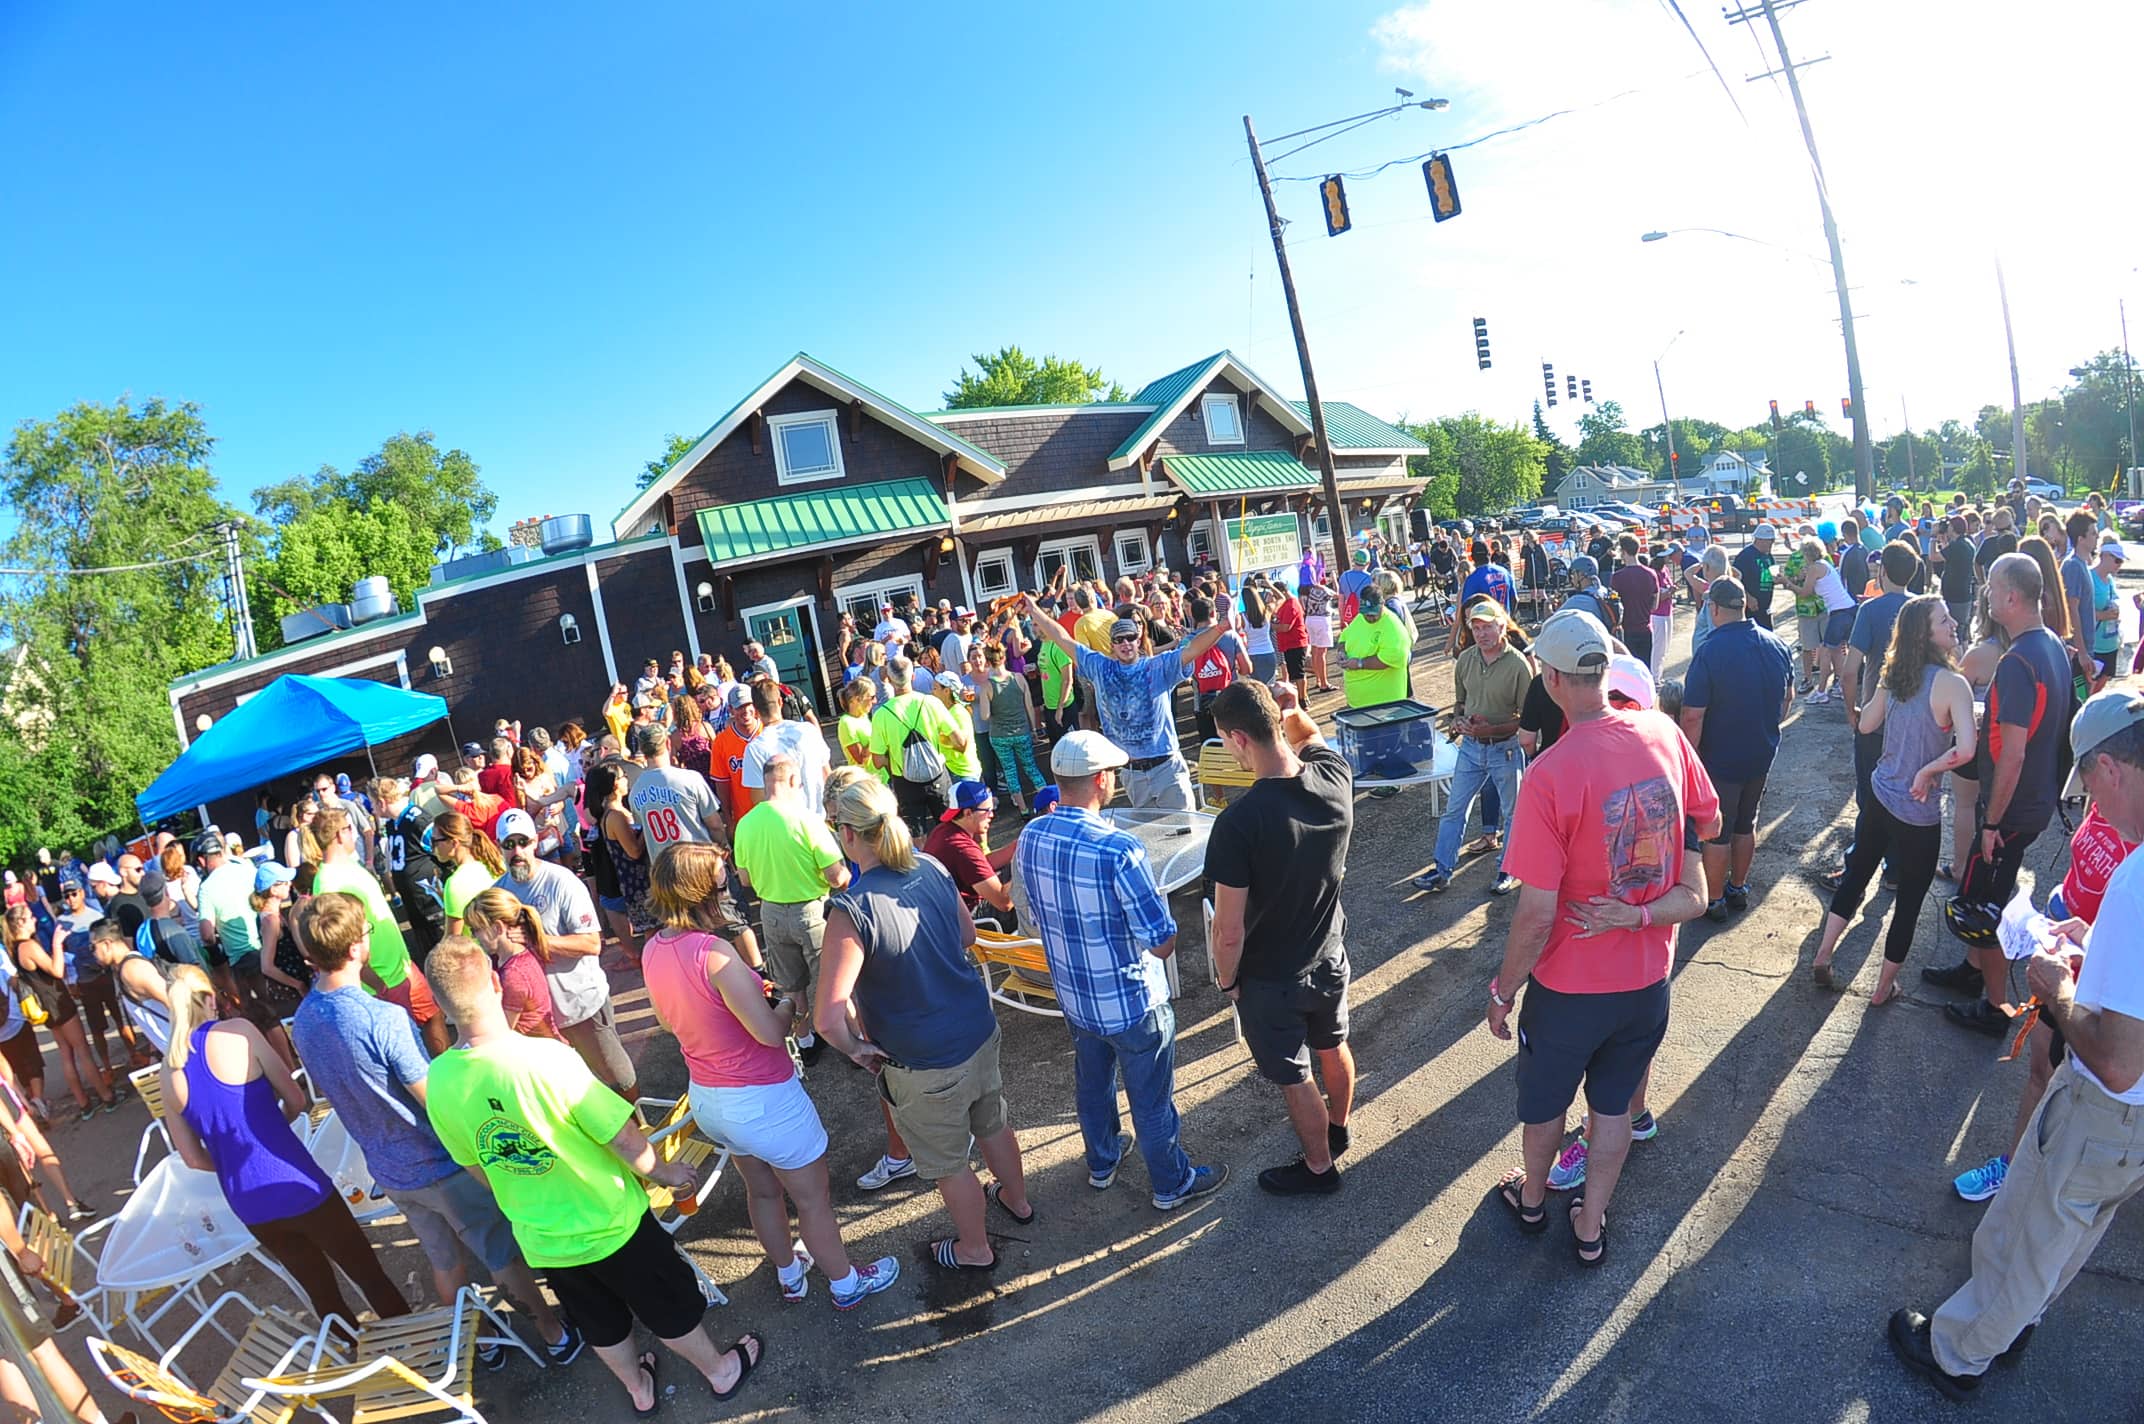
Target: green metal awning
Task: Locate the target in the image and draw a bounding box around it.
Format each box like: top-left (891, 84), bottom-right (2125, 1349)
top-left (1160, 449), bottom-right (1317, 496)
top-left (695, 478), bottom-right (949, 564)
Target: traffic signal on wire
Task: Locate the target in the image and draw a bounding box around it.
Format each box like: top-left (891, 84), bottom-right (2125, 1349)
top-left (1566, 374), bottom-right (1578, 400)
top-left (1581, 379), bottom-right (1593, 403)
top-left (1423, 154), bottom-right (1461, 221)
top-left (1769, 399), bottom-right (1782, 430)
top-left (1805, 399), bottom-right (1816, 416)
top-left (1319, 176), bottom-right (1351, 236)
top-left (1841, 396), bottom-right (1852, 419)
top-left (1543, 362), bottom-right (1557, 408)
top-left (1473, 317), bottom-right (1490, 370)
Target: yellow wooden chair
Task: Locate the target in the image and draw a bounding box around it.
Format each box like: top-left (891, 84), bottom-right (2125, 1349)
top-left (86, 1292), bottom-right (325, 1423)
top-left (1195, 739), bottom-right (1257, 812)
top-left (128, 1065), bottom-right (173, 1185)
top-left (971, 929), bottom-right (1063, 1017)
top-left (17, 1200), bottom-right (113, 1336)
top-left (244, 1287), bottom-right (540, 1424)
top-left (633, 1092), bottom-right (732, 1245)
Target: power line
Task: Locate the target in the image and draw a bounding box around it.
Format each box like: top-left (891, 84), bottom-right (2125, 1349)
top-left (0, 548), bottom-right (220, 576)
top-left (1657, 0), bottom-right (1747, 121)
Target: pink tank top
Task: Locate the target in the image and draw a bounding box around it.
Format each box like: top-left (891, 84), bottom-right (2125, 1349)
top-left (640, 929), bottom-right (795, 1089)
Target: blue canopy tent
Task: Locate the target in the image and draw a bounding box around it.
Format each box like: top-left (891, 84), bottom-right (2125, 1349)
top-left (138, 674), bottom-right (449, 823)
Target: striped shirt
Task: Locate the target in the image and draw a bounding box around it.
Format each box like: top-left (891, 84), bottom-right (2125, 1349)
top-left (1016, 807), bottom-right (1176, 1035)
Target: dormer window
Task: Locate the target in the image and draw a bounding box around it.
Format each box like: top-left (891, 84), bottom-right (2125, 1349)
top-left (1201, 393), bottom-right (1244, 446)
top-left (768, 410), bottom-right (845, 485)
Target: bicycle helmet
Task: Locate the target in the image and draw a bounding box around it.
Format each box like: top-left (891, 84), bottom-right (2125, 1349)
top-left (1943, 894), bottom-right (2001, 948)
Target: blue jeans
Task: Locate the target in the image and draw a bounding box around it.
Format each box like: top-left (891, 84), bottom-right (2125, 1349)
top-left (1434, 737), bottom-right (1524, 875)
top-left (1070, 1002), bottom-right (1193, 1197)
top-left (990, 734), bottom-right (1045, 801)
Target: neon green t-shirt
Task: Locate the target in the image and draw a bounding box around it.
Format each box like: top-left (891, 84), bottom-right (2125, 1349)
top-left (426, 1034), bottom-right (640, 1269)
top-left (838, 712), bottom-right (889, 784)
top-left (869, 692), bottom-right (965, 773)
top-left (1339, 612), bottom-right (1410, 708)
top-left (733, 798), bottom-right (843, 906)
top-left (312, 860), bottom-right (411, 989)
top-left (1039, 640), bottom-right (1074, 709)
top-left (442, 860), bottom-right (494, 925)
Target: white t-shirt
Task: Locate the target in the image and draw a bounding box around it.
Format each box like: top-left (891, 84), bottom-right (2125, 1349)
top-left (740, 719), bottom-right (831, 815)
top-left (495, 861), bottom-right (608, 1025)
top-left (873, 617), bottom-right (910, 646)
top-left (627, 764), bottom-right (725, 853)
top-left (2075, 849), bottom-right (2144, 1105)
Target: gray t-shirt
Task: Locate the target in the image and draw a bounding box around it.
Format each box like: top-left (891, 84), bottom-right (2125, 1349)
top-left (495, 860), bottom-right (607, 1025)
top-left (627, 764), bottom-right (725, 855)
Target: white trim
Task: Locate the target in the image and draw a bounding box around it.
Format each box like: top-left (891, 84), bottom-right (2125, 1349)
top-left (1200, 393), bottom-right (1245, 446)
top-left (586, 563), bottom-right (620, 688)
top-left (667, 535), bottom-right (702, 661)
top-left (415, 536), bottom-right (667, 607)
top-left (1188, 519), bottom-right (1218, 567)
top-left (961, 481), bottom-right (1149, 516)
top-left (738, 595), bottom-right (825, 704)
top-left (831, 574), bottom-right (927, 630)
top-left (169, 612), bottom-right (425, 697)
top-left (767, 409), bottom-right (847, 486)
top-left (1113, 528), bottom-right (1153, 575)
top-left (923, 404), bottom-right (1157, 424)
top-left (1033, 535), bottom-right (1103, 588)
top-left (234, 649), bottom-right (409, 706)
top-left (972, 549), bottom-right (1018, 600)
top-left (612, 354), bottom-right (1008, 539)
top-left (169, 691), bottom-right (191, 752)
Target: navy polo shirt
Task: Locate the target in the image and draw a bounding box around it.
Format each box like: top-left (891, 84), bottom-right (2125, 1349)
top-left (1683, 619), bottom-right (1794, 783)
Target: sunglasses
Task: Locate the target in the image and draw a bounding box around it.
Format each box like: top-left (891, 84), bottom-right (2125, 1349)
top-left (1111, 634), bottom-right (1139, 645)
top-left (500, 836), bottom-right (535, 851)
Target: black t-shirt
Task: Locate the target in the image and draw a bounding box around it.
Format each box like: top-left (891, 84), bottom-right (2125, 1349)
top-left (1204, 743), bottom-right (1352, 982)
top-left (1975, 532), bottom-right (2017, 577)
top-left (1939, 536), bottom-right (1976, 602)
top-left (105, 890), bottom-right (150, 939)
top-left (1519, 675), bottom-right (1567, 755)
top-left (1431, 544), bottom-right (1457, 576)
top-left (1978, 627), bottom-right (2073, 834)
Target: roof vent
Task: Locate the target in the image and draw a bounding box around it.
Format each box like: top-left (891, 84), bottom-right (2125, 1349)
top-left (349, 575), bottom-right (397, 624)
top-left (280, 604), bottom-right (352, 645)
top-left (540, 514), bottom-right (594, 555)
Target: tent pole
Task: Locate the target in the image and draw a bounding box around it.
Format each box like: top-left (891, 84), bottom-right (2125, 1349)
top-left (366, 743), bottom-right (380, 782)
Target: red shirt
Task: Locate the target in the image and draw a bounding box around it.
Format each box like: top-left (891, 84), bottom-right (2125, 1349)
top-left (498, 948), bottom-right (559, 1038)
top-left (2060, 805), bottom-right (2137, 925)
top-left (1271, 593), bottom-right (1308, 652)
top-left (709, 726), bottom-right (756, 820)
top-left (923, 822), bottom-right (995, 909)
top-left (477, 763), bottom-right (521, 809)
top-left (1504, 710), bottom-right (1720, 994)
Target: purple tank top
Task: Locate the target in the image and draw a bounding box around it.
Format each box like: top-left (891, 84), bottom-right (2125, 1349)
top-left (179, 1024), bottom-right (331, 1226)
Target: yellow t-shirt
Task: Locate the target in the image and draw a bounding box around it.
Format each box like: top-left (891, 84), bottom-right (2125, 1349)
top-left (838, 712), bottom-right (889, 783)
top-left (1074, 609), bottom-right (1119, 654)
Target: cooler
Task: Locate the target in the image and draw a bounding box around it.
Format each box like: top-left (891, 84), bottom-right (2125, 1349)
top-left (1333, 699), bottom-right (1441, 782)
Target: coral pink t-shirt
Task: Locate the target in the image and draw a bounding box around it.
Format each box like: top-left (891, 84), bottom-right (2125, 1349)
top-left (1503, 710), bottom-right (1720, 995)
top-left (639, 929), bottom-right (794, 1089)
top-left (498, 949), bottom-right (559, 1038)
top-left (2060, 805), bottom-right (2137, 925)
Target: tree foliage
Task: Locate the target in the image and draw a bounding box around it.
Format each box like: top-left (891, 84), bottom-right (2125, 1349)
top-left (1402, 420), bottom-right (1459, 519)
top-left (0, 399), bottom-right (248, 850)
top-left (1573, 400), bottom-right (1646, 470)
top-left (636, 432), bottom-right (698, 491)
top-left (1531, 401), bottom-right (1573, 484)
top-left (943, 346), bottom-right (1127, 409)
top-left (1409, 414), bottom-right (1544, 516)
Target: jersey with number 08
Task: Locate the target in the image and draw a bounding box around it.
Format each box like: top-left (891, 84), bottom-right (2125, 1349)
top-left (627, 765), bottom-right (726, 852)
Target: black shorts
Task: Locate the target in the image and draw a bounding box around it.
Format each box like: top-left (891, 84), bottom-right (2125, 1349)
top-left (1237, 958), bottom-right (1350, 1086)
top-left (1515, 978), bottom-right (1669, 1124)
top-left (0, 1026), bottom-right (43, 1087)
top-left (544, 1210), bottom-right (706, 1349)
top-left (1707, 772), bottom-right (1769, 844)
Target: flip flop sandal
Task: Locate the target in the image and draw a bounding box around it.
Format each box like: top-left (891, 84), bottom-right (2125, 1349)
top-left (710, 1332), bottom-right (763, 1403)
top-left (1570, 1196), bottom-right (1607, 1268)
top-left (1495, 1168), bottom-right (1548, 1235)
top-left (631, 1351), bottom-right (660, 1416)
top-left (930, 1238), bottom-right (997, 1271)
top-left (986, 1181), bottom-right (1035, 1226)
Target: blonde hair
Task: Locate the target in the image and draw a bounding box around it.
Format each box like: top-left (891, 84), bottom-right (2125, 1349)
top-left (164, 964), bottom-right (219, 1070)
top-left (462, 888), bottom-right (549, 963)
top-left (425, 936), bottom-right (495, 1025)
top-left (307, 807), bottom-right (352, 863)
top-left (296, 891), bottom-right (368, 972)
top-left (827, 776), bottom-right (915, 874)
top-left (649, 842), bottom-right (731, 930)
top-left (824, 764), bottom-right (875, 802)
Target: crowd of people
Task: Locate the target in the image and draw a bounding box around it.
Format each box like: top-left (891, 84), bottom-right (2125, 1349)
top-left (0, 479), bottom-right (2138, 1416)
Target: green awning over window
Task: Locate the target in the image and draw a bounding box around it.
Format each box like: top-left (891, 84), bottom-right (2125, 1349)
top-left (1160, 449), bottom-right (1317, 496)
top-left (695, 478), bottom-right (949, 564)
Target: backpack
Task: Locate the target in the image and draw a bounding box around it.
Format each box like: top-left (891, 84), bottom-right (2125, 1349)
top-left (777, 681), bottom-right (812, 725)
top-left (892, 700), bottom-right (950, 789)
top-left (1192, 636), bottom-right (1237, 703)
top-left (1565, 587), bottom-right (1621, 630)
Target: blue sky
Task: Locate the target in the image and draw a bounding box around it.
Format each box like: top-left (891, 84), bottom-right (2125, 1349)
top-left (6, 2), bottom-right (2140, 536)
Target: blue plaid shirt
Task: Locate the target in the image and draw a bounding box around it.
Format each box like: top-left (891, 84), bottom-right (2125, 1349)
top-left (1016, 807), bottom-right (1177, 1035)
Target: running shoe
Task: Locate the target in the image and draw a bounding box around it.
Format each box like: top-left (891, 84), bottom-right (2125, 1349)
top-left (1089, 1131), bottom-right (1134, 1190)
top-left (1805, 689), bottom-right (1831, 704)
top-left (1724, 882), bottom-right (1751, 911)
top-left (830, 1257), bottom-right (901, 1310)
top-left (1546, 1137), bottom-right (1589, 1192)
top-left (856, 1155), bottom-right (917, 1191)
top-left (546, 1313), bottom-right (585, 1365)
top-left (1490, 872), bottom-right (1520, 896)
top-left (1257, 1157), bottom-right (1341, 1196)
top-left (781, 1243), bottom-right (815, 1302)
top-left (1953, 1154), bottom-right (2009, 1202)
top-left (1630, 1110), bottom-right (1658, 1141)
top-left (1153, 1163), bottom-right (1229, 1211)
top-left (1945, 999), bottom-right (2010, 1037)
top-left (477, 1341), bottom-right (507, 1372)
top-left (1920, 960), bottom-right (1984, 993)
top-left (1705, 898), bottom-right (1730, 923)
top-left (1412, 870), bottom-right (1451, 894)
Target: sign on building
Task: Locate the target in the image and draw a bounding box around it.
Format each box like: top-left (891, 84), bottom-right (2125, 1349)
top-left (1223, 513), bottom-right (1303, 576)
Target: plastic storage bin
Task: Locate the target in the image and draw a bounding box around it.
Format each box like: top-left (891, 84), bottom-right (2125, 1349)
top-left (1333, 699), bottom-right (1441, 781)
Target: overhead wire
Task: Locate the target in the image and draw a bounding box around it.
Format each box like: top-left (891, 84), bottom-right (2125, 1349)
top-left (0, 548), bottom-right (221, 577)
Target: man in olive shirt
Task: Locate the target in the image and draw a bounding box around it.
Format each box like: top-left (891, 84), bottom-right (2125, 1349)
top-left (1414, 599), bottom-right (1531, 897)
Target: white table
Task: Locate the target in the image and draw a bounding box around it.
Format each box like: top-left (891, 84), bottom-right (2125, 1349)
top-left (300, 1111), bottom-right (399, 1226)
top-left (1353, 728), bottom-right (1459, 813)
top-left (93, 1156), bottom-right (303, 1352)
top-left (1101, 807), bottom-right (1216, 998)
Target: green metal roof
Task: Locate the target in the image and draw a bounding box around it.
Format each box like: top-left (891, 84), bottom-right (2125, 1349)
top-left (1288, 400), bottom-right (1428, 451)
top-left (1110, 354), bottom-right (1229, 465)
top-left (695, 478), bottom-right (949, 564)
top-left (1160, 449), bottom-right (1316, 496)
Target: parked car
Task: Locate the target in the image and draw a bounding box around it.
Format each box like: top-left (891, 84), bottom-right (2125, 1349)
top-left (1436, 518), bottom-right (1475, 538)
top-left (1591, 501), bottom-right (1657, 525)
top-left (2022, 477), bottom-right (2064, 501)
top-left (1512, 506), bottom-right (1554, 529)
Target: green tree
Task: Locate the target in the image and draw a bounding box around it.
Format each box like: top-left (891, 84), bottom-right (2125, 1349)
top-left (1773, 412), bottom-right (1834, 493)
top-left (0, 399), bottom-right (248, 846)
top-left (1958, 437), bottom-right (1997, 497)
top-left (1437, 413), bottom-right (1545, 516)
top-left (2059, 351), bottom-right (2137, 490)
top-left (943, 346), bottom-right (1128, 408)
top-left (1574, 400), bottom-right (1646, 470)
top-left (253, 432), bottom-right (495, 559)
top-left (1531, 401), bottom-right (1573, 484)
top-left (1881, 430), bottom-right (1945, 491)
top-left (255, 501), bottom-right (431, 633)
top-left (1402, 420), bottom-right (1459, 519)
top-left (636, 432), bottom-right (698, 491)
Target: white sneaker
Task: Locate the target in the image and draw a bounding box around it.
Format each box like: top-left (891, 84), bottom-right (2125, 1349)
top-left (856, 1155), bottom-right (917, 1191)
top-left (830, 1257), bottom-right (901, 1311)
top-left (780, 1242), bottom-right (814, 1302)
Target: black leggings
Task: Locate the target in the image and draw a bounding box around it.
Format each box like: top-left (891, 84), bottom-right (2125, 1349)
top-left (249, 1191), bottom-right (411, 1325)
top-left (1826, 798), bottom-right (1942, 964)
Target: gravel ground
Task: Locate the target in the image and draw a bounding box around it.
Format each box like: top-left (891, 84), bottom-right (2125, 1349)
top-left (30, 569), bottom-right (2141, 1423)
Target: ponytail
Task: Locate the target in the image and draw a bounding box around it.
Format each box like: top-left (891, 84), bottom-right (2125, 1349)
top-left (827, 777), bottom-right (916, 874)
top-left (462, 888), bottom-right (551, 963)
top-left (164, 964), bottom-right (219, 1070)
top-left (433, 811), bottom-right (504, 876)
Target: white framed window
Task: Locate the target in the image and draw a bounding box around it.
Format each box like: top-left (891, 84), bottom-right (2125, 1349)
top-left (768, 409), bottom-right (845, 485)
top-left (1035, 535), bottom-right (1103, 588)
top-left (1113, 529), bottom-right (1152, 575)
top-left (1187, 520), bottom-right (1217, 565)
top-left (1201, 393), bottom-right (1245, 445)
top-left (835, 573), bottom-right (926, 631)
top-left (1310, 513), bottom-right (1332, 545)
top-left (973, 550), bottom-right (1017, 600)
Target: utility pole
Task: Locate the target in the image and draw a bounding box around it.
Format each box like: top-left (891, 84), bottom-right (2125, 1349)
top-left (1245, 114), bottom-right (1352, 580)
top-left (2122, 299), bottom-right (2138, 487)
top-left (1901, 398), bottom-right (1915, 487)
top-left (1729, 0), bottom-right (1874, 502)
top-left (215, 518), bottom-right (257, 661)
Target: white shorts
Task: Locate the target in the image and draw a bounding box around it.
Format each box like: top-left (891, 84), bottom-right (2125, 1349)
top-left (687, 1073), bottom-right (827, 1171)
top-left (1306, 616), bottom-right (1334, 649)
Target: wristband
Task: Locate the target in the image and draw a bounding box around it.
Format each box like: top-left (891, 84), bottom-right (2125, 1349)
top-left (1488, 977), bottom-right (1510, 1009)
top-left (1640, 903), bottom-right (1652, 930)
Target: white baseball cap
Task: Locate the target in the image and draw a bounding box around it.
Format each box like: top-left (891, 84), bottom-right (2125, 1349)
top-left (1050, 730), bottom-right (1131, 777)
top-left (1606, 654), bottom-right (1658, 710)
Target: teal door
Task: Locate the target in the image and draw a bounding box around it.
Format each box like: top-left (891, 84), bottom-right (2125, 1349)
top-left (746, 605), bottom-right (815, 698)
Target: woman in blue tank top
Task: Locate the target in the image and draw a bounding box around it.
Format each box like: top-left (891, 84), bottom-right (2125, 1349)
top-left (161, 963), bottom-right (409, 1325)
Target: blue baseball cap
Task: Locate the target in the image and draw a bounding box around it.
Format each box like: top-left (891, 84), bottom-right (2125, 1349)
top-left (940, 779), bottom-right (995, 821)
top-left (253, 861), bottom-right (297, 894)
top-left (1032, 784), bottom-right (1061, 814)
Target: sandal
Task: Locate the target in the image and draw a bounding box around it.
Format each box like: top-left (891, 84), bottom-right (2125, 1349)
top-left (1936, 862), bottom-right (1957, 883)
top-left (1495, 1168), bottom-right (1548, 1235)
top-left (986, 1181), bottom-right (1034, 1226)
top-left (1571, 1196), bottom-right (1607, 1267)
top-left (710, 1332), bottom-right (763, 1403)
top-left (631, 1351), bottom-right (660, 1416)
top-left (930, 1238), bottom-right (996, 1271)
top-left (1869, 980), bottom-right (1901, 1007)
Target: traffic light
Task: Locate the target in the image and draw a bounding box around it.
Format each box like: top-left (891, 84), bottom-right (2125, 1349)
top-left (1543, 362), bottom-right (1557, 408)
top-left (1769, 399), bottom-right (1782, 431)
top-left (1841, 396), bottom-right (1853, 419)
top-left (1473, 317), bottom-right (1490, 370)
top-left (1422, 153), bottom-right (1461, 222)
top-left (1566, 375), bottom-right (1578, 400)
top-left (1804, 399), bottom-right (1816, 416)
top-left (1582, 379), bottom-right (1593, 403)
top-left (1319, 176), bottom-right (1351, 236)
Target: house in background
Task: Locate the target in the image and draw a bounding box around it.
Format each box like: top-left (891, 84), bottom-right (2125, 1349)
top-left (1554, 464), bottom-right (1678, 509)
top-left (1694, 449), bottom-right (1772, 498)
